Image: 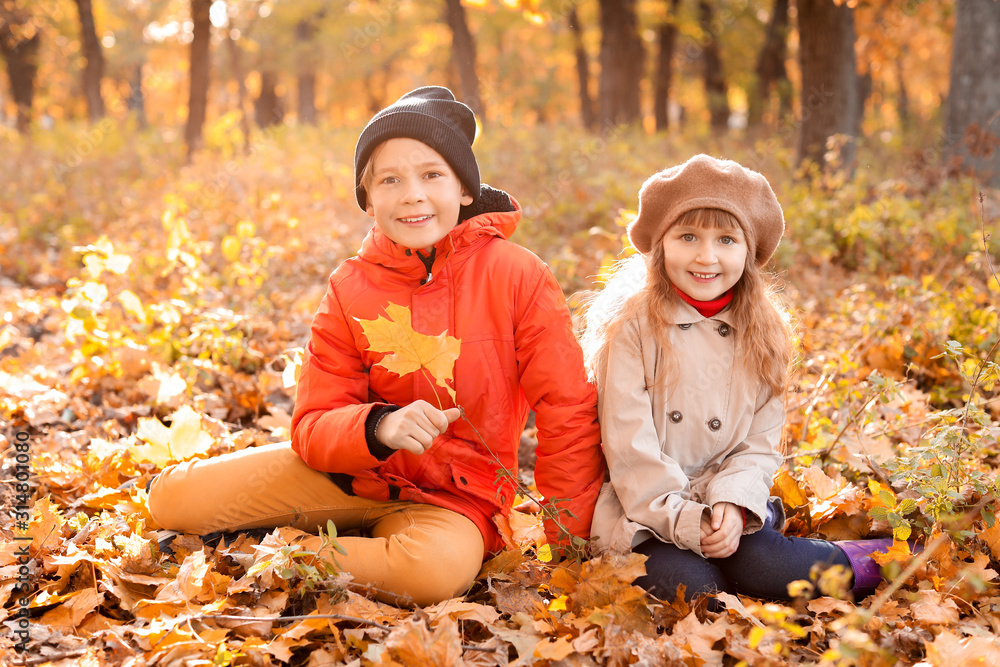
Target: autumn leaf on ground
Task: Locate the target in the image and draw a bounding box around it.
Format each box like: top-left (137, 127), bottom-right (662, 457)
top-left (870, 539), bottom-right (915, 566)
top-left (130, 405), bottom-right (215, 468)
top-left (28, 496), bottom-right (66, 557)
top-left (357, 303), bottom-right (460, 402)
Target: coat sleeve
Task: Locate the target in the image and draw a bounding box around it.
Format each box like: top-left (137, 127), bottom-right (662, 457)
top-left (514, 265), bottom-right (606, 548)
top-left (704, 390), bottom-right (784, 531)
top-left (598, 317), bottom-right (711, 555)
top-left (290, 277), bottom-right (388, 474)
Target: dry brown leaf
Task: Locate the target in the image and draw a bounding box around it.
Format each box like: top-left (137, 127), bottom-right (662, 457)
top-left (384, 616), bottom-right (466, 667)
top-left (37, 588), bottom-right (103, 630)
top-left (424, 599), bottom-right (500, 626)
top-left (911, 590), bottom-right (961, 626)
top-left (28, 496), bottom-right (66, 557)
top-left (923, 628), bottom-right (1000, 665)
top-left (535, 635), bottom-right (576, 661)
top-left (493, 581), bottom-right (545, 617)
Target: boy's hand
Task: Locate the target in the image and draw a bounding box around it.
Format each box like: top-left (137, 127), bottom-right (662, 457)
top-left (375, 400), bottom-right (461, 455)
top-left (699, 502), bottom-right (743, 559)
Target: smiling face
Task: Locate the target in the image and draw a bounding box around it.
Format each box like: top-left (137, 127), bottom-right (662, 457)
top-left (364, 138), bottom-right (474, 252)
top-left (659, 209), bottom-right (749, 301)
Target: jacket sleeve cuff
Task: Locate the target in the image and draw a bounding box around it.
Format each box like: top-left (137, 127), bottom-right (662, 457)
top-left (672, 501), bottom-right (711, 556)
top-left (364, 404), bottom-right (401, 461)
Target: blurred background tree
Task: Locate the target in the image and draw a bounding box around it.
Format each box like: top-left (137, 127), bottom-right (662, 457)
top-left (0, 0), bottom-right (991, 182)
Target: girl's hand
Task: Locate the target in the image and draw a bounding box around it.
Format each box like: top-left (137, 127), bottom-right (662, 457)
top-left (699, 502), bottom-right (743, 559)
top-left (376, 400), bottom-right (462, 455)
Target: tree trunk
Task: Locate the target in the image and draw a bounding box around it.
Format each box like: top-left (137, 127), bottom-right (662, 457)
top-left (296, 17), bottom-right (318, 125)
top-left (255, 70), bottom-right (284, 127)
top-left (127, 62), bottom-right (147, 128)
top-left (185, 0), bottom-right (212, 159)
top-left (895, 59), bottom-right (909, 132)
top-left (226, 29), bottom-right (251, 153)
top-left (598, 0), bottom-right (644, 126)
top-left (567, 4), bottom-right (595, 131)
top-left (73, 0), bottom-right (106, 121)
top-left (945, 0), bottom-right (1000, 186)
top-left (698, 0), bottom-right (730, 131)
top-left (796, 0), bottom-right (859, 171)
top-left (444, 0), bottom-right (484, 121)
top-left (654, 0), bottom-right (681, 132)
top-left (748, 0), bottom-right (789, 127)
top-left (0, 8), bottom-right (41, 134)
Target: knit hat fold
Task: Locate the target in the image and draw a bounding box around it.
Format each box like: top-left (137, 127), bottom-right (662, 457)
top-left (627, 154), bottom-right (784, 266)
top-left (354, 86), bottom-right (480, 210)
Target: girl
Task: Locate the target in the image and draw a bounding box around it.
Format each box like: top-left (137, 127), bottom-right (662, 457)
top-left (147, 86), bottom-right (606, 607)
top-left (583, 154), bottom-right (896, 604)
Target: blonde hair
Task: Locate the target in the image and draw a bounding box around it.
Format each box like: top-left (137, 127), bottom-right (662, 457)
top-left (357, 142), bottom-right (387, 206)
top-left (581, 208), bottom-right (791, 398)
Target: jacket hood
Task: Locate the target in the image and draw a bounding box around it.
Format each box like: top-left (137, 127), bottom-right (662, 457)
top-left (358, 183), bottom-right (521, 274)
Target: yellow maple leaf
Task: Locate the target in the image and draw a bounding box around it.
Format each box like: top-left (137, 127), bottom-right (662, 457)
top-left (357, 303), bottom-right (461, 403)
top-left (130, 405), bottom-right (215, 468)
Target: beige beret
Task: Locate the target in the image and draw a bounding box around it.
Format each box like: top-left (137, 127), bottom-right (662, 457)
top-left (627, 154), bottom-right (784, 265)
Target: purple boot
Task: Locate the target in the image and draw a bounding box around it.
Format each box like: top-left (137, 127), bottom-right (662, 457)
top-left (833, 538), bottom-right (895, 597)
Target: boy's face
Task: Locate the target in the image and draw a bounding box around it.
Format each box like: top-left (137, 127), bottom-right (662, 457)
top-left (365, 138), bottom-right (474, 252)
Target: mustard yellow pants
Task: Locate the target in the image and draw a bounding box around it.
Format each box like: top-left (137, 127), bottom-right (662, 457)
top-left (147, 442), bottom-right (485, 607)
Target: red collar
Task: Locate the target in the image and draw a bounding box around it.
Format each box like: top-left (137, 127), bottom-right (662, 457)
top-left (674, 286), bottom-right (734, 318)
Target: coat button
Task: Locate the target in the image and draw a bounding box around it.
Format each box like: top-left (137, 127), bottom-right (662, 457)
top-left (405, 249), bottom-right (412, 256)
top-left (459, 476), bottom-right (468, 485)
top-left (419, 278), bottom-right (427, 285)
top-left (718, 323), bottom-right (731, 337)
top-left (669, 410), bottom-right (683, 423)
top-left (678, 323), bottom-right (692, 330)
top-left (708, 418), bottom-right (721, 431)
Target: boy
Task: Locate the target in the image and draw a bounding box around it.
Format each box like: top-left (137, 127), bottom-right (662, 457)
top-left (148, 87), bottom-right (605, 606)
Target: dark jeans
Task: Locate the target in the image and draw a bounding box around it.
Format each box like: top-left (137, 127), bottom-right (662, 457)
top-left (634, 511), bottom-right (851, 603)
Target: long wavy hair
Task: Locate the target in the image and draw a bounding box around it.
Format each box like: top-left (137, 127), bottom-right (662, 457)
top-left (581, 208), bottom-right (792, 398)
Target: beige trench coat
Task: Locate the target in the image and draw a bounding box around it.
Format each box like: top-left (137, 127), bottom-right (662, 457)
top-left (590, 301), bottom-right (784, 557)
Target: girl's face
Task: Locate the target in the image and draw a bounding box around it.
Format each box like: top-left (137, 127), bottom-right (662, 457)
top-left (365, 138), bottom-right (474, 252)
top-left (660, 220), bottom-right (748, 300)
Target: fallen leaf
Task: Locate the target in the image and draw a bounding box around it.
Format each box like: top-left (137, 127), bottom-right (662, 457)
top-left (130, 404), bottom-right (215, 467)
top-left (911, 590), bottom-right (961, 626)
top-left (38, 588), bottom-right (103, 630)
top-left (384, 616), bottom-right (466, 667)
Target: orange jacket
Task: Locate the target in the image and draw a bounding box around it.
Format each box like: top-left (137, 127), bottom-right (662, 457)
top-left (291, 192), bottom-right (605, 555)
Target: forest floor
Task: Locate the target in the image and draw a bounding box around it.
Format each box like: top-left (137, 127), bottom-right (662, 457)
top-left (3, 122), bottom-right (1000, 665)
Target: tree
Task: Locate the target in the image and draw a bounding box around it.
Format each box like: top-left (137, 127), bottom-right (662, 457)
top-left (0, 1), bottom-right (41, 134)
top-left (567, 3), bottom-right (595, 131)
top-left (295, 16), bottom-right (320, 125)
top-left (653, 0), bottom-right (681, 133)
top-left (748, 0), bottom-right (791, 127)
top-left (698, 0), bottom-right (729, 130)
top-left (254, 69), bottom-right (284, 127)
top-left (796, 0), bottom-right (860, 170)
top-left (444, 0), bottom-right (484, 120)
top-left (72, 0), bottom-right (106, 121)
top-left (597, 0), bottom-right (643, 126)
top-left (944, 0), bottom-right (1000, 186)
top-left (185, 0), bottom-right (212, 159)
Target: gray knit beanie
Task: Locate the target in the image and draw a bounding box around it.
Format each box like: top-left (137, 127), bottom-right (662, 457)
top-left (354, 86), bottom-right (480, 210)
